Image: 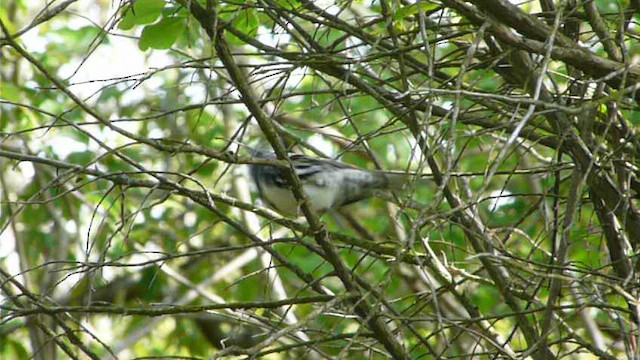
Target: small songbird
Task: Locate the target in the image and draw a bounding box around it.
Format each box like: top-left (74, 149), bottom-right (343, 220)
top-left (249, 151), bottom-right (412, 216)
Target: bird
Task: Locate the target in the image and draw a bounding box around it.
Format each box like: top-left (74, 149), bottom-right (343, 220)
top-left (249, 151), bottom-right (413, 216)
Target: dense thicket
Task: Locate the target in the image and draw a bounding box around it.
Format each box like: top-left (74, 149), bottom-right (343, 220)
top-left (1, 0), bottom-right (639, 358)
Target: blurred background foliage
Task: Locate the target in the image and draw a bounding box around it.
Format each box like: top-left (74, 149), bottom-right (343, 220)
top-left (1, 0), bottom-right (639, 358)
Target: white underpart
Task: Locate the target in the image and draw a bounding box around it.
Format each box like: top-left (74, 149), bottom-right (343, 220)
top-left (263, 183), bottom-right (340, 215)
top-left (304, 184), bottom-right (339, 213)
top-left (262, 168), bottom-right (351, 215)
top-left (263, 185), bottom-right (299, 215)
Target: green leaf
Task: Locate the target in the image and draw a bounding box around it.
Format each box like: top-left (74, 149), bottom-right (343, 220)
top-left (272, 0), bottom-right (301, 10)
top-left (66, 150), bottom-right (94, 164)
top-left (0, 9), bottom-right (17, 34)
top-left (8, 338), bottom-right (30, 360)
top-left (118, 0), bottom-right (166, 30)
top-left (393, 2), bottom-right (439, 21)
top-left (227, 8), bottom-right (260, 45)
top-left (139, 17), bottom-right (185, 50)
top-left (56, 26), bottom-right (104, 48)
top-left (234, 8), bottom-right (259, 35)
top-left (0, 83), bottom-right (22, 102)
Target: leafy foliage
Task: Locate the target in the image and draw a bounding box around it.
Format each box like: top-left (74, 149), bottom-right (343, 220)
top-left (1, 0), bottom-right (639, 359)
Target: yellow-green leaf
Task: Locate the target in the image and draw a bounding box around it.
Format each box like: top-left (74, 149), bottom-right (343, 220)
top-left (139, 17), bottom-right (185, 50)
top-left (393, 2), bottom-right (440, 21)
top-left (118, 0), bottom-right (166, 30)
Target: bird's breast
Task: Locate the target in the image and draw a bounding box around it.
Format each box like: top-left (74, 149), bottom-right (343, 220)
top-left (260, 181), bottom-right (339, 215)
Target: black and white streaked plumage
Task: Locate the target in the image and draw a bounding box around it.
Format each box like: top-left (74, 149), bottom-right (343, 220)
top-left (249, 152), bottom-right (410, 216)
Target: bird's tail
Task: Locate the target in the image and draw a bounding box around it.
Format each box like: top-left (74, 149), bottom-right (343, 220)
top-left (380, 171), bottom-right (427, 190)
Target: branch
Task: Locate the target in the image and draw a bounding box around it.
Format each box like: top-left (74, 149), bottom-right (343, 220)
top-left (213, 28), bottom-right (412, 359)
top-left (4, 295), bottom-right (342, 318)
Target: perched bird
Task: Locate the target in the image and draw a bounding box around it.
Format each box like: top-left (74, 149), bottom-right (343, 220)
top-left (249, 152), bottom-right (412, 216)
